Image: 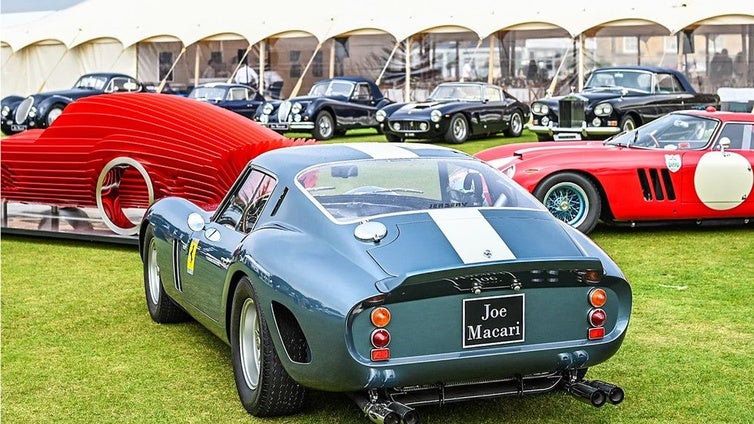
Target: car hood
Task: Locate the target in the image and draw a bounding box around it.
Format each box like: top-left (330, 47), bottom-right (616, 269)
top-left (391, 100), bottom-right (455, 114)
top-left (535, 90), bottom-right (624, 107)
top-left (29, 88), bottom-right (97, 101)
top-left (478, 139), bottom-right (617, 164)
top-left (366, 208), bottom-right (589, 291)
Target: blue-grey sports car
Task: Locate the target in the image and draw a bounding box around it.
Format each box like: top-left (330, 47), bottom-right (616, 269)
top-left (253, 76), bottom-right (393, 140)
top-left (376, 82), bottom-right (530, 144)
top-left (140, 142), bottom-right (631, 422)
top-left (1, 72), bottom-right (144, 135)
top-left (187, 83), bottom-right (265, 119)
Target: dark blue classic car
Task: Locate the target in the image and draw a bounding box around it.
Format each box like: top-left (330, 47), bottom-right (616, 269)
top-left (376, 82), bottom-right (530, 144)
top-left (1, 72), bottom-right (144, 135)
top-left (528, 66), bottom-right (720, 141)
top-left (254, 76), bottom-right (393, 140)
top-left (187, 83), bottom-right (265, 119)
top-left (141, 142), bottom-right (631, 423)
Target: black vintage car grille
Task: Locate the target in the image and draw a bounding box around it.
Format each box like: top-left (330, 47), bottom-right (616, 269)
top-left (637, 168), bottom-right (676, 201)
top-left (390, 120), bottom-right (429, 133)
top-left (558, 97), bottom-right (585, 128)
top-left (15, 97), bottom-right (34, 124)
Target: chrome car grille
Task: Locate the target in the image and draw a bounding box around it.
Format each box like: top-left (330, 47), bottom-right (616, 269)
top-left (277, 101), bottom-right (292, 122)
top-left (390, 120), bottom-right (429, 133)
top-left (558, 97), bottom-right (585, 128)
top-left (14, 97), bottom-right (34, 124)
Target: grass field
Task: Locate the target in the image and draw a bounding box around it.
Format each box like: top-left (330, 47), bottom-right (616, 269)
top-left (2, 130), bottom-right (754, 423)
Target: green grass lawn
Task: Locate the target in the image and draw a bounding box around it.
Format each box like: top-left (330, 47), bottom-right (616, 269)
top-left (2, 130), bottom-right (754, 423)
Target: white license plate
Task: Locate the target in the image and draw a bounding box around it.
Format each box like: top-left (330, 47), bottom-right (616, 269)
top-left (11, 124), bottom-right (27, 132)
top-left (269, 123), bottom-right (289, 130)
top-left (463, 294), bottom-right (524, 348)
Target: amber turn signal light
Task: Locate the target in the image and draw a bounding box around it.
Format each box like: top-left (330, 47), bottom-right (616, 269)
top-left (589, 288), bottom-right (607, 307)
top-left (371, 307), bottom-right (391, 327)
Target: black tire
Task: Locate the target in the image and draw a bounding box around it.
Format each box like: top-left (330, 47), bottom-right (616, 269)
top-left (444, 113), bottom-right (468, 144)
top-left (385, 133), bottom-right (404, 142)
top-left (312, 111), bottom-right (335, 140)
top-left (533, 172), bottom-right (601, 234)
top-left (503, 110), bottom-right (524, 137)
top-left (619, 115), bottom-right (638, 132)
top-left (45, 104), bottom-right (65, 127)
top-left (230, 276), bottom-right (306, 417)
top-left (143, 227), bottom-right (188, 323)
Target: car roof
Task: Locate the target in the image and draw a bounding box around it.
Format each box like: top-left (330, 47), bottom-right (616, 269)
top-left (680, 109), bottom-right (754, 122)
top-left (251, 142), bottom-right (472, 181)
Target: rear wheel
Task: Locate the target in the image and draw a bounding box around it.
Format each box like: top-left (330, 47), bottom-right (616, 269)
top-left (231, 276), bottom-right (306, 416)
top-left (143, 227), bottom-right (188, 323)
top-left (444, 113), bottom-right (468, 144)
top-left (504, 110), bottom-right (524, 137)
top-left (313, 111), bottom-right (335, 140)
top-left (533, 172), bottom-right (601, 234)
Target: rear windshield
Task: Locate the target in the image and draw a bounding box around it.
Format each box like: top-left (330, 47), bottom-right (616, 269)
top-left (297, 157), bottom-right (545, 222)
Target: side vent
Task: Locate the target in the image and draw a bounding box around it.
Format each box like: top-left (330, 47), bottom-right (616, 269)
top-left (637, 168), bottom-right (677, 202)
top-left (172, 239), bottom-right (183, 292)
top-left (271, 301), bottom-right (311, 363)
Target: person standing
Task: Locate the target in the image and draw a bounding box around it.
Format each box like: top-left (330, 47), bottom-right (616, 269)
top-left (234, 61), bottom-right (258, 88)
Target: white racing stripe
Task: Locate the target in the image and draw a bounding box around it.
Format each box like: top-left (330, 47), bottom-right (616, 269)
top-left (346, 143), bottom-right (419, 159)
top-left (428, 208), bottom-right (515, 264)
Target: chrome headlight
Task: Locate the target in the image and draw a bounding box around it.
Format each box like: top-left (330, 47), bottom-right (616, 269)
top-left (29, 106), bottom-right (38, 118)
top-left (262, 103), bottom-right (273, 115)
top-left (1, 105), bottom-right (9, 117)
top-left (430, 109), bottom-right (442, 122)
top-left (376, 109), bottom-right (386, 122)
top-left (531, 103), bottom-right (549, 115)
top-left (594, 103), bottom-right (613, 116)
top-left (291, 102), bottom-right (303, 114)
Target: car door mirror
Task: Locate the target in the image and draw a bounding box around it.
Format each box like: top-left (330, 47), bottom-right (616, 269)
top-left (187, 212), bottom-right (206, 232)
top-left (719, 136), bottom-right (731, 153)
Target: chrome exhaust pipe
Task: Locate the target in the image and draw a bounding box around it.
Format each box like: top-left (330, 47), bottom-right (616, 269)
top-left (387, 401), bottom-right (421, 424)
top-left (348, 393), bottom-right (401, 424)
top-left (587, 380), bottom-right (625, 405)
top-left (566, 381), bottom-right (607, 407)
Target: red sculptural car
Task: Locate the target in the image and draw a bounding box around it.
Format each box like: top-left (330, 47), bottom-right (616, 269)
top-left (476, 109), bottom-right (754, 234)
top-left (1, 92), bottom-right (312, 236)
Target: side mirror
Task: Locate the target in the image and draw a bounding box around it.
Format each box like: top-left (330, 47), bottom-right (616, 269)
top-left (719, 136), bottom-right (731, 153)
top-left (187, 212), bottom-right (206, 232)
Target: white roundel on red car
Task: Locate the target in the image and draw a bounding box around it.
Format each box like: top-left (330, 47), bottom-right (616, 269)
top-left (693, 151), bottom-right (753, 210)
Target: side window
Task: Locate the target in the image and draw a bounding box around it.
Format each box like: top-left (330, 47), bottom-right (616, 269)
top-left (718, 123), bottom-right (753, 150)
top-left (485, 87), bottom-right (502, 102)
top-left (214, 170), bottom-right (276, 231)
top-left (656, 74), bottom-right (681, 93)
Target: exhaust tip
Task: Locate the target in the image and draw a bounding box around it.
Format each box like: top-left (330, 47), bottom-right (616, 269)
top-left (588, 380), bottom-right (625, 405)
top-left (566, 381), bottom-right (607, 408)
top-left (388, 401), bottom-right (421, 424)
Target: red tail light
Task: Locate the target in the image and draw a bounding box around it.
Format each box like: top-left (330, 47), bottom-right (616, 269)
top-left (589, 308), bottom-right (606, 327)
top-left (371, 328), bottom-right (390, 348)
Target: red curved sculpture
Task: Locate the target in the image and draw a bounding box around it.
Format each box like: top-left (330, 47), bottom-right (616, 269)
top-left (1, 92), bottom-right (314, 235)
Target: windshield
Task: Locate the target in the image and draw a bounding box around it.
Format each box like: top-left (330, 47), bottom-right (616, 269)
top-left (606, 113), bottom-right (719, 150)
top-left (297, 157), bottom-right (545, 222)
top-left (73, 75), bottom-right (108, 90)
top-left (309, 80), bottom-right (355, 97)
top-left (188, 87), bottom-right (226, 101)
top-left (430, 84), bottom-right (482, 101)
top-left (584, 70), bottom-right (653, 93)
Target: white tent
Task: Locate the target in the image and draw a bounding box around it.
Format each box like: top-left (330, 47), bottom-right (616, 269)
top-left (2, 0), bottom-right (753, 98)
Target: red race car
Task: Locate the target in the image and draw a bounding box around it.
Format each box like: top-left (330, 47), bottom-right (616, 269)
top-left (1, 92), bottom-right (312, 236)
top-left (476, 109), bottom-right (754, 233)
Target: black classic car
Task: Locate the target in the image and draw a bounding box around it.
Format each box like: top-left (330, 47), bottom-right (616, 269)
top-left (187, 83), bottom-right (265, 119)
top-left (1, 72), bottom-right (144, 135)
top-left (528, 66), bottom-right (720, 141)
top-left (253, 76), bottom-right (392, 140)
top-left (376, 82), bottom-right (530, 144)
